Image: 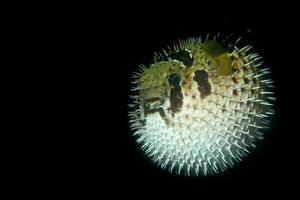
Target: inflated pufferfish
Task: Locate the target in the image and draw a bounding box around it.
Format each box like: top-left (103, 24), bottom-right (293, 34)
top-left (128, 34), bottom-right (275, 176)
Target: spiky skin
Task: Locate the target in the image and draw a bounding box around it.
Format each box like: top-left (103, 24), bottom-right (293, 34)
top-left (129, 35), bottom-right (275, 176)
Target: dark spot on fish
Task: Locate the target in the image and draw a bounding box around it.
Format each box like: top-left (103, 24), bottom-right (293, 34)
top-left (193, 104), bottom-right (197, 110)
top-left (169, 86), bottom-right (183, 113)
top-left (222, 105), bottom-right (226, 112)
top-left (169, 50), bottom-right (194, 68)
top-left (231, 68), bottom-right (239, 84)
top-left (234, 109), bottom-right (239, 114)
top-left (244, 78), bottom-right (249, 84)
top-left (158, 107), bottom-right (170, 126)
top-left (158, 107), bottom-right (166, 118)
top-left (232, 67), bottom-right (239, 72)
top-left (168, 73), bottom-right (181, 88)
top-left (193, 70), bottom-right (211, 98)
top-left (233, 89), bottom-right (238, 96)
top-left (192, 95), bottom-right (196, 99)
top-left (232, 76), bottom-right (238, 84)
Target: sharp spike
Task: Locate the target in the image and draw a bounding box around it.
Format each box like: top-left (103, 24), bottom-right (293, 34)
top-left (235, 37), bottom-right (242, 45)
top-left (253, 73), bottom-right (265, 78)
top-left (206, 33), bottom-right (210, 41)
top-left (259, 91), bottom-right (274, 95)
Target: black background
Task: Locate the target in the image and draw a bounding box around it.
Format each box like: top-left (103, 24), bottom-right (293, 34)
top-left (65, 4), bottom-right (299, 197)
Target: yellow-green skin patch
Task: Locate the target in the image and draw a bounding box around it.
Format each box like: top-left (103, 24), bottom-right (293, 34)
top-left (202, 40), bottom-right (233, 76)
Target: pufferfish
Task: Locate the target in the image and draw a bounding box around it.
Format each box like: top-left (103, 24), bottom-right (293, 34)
top-left (128, 34), bottom-right (275, 176)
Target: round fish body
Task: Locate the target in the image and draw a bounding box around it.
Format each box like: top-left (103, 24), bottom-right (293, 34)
top-left (129, 35), bottom-right (275, 176)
